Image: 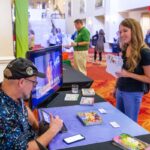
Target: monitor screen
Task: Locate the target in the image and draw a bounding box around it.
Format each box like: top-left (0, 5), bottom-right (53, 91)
top-left (26, 46), bottom-right (63, 109)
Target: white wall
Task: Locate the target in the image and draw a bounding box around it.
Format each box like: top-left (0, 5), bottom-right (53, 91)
top-left (65, 0), bottom-right (150, 45)
top-left (55, 0), bottom-right (65, 14)
top-left (29, 9), bottom-right (46, 21)
top-left (116, 0), bottom-right (150, 12)
top-left (0, 0), bottom-right (14, 82)
top-left (104, 0), bottom-right (125, 43)
top-left (65, 18), bottom-right (75, 34)
top-left (86, 16), bottom-right (104, 37)
top-left (65, 0), bottom-right (105, 35)
top-left (0, 57), bottom-right (14, 82)
top-left (0, 0), bottom-right (14, 57)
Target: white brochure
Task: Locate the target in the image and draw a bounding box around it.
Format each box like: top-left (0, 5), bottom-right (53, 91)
top-left (106, 54), bottom-right (123, 78)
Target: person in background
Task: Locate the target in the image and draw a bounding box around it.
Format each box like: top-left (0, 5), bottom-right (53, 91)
top-left (0, 58), bottom-right (63, 150)
top-left (71, 19), bottom-right (90, 75)
top-left (48, 30), bottom-right (58, 46)
top-left (95, 29), bottom-right (105, 64)
top-left (71, 31), bottom-right (77, 41)
top-left (91, 31), bottom-right (99, 63)
top-left (113, 18), bottom-right (150, 122)
top-left (111, 30), bottom-right (122, 56)
top-left (56, 28), bottom-right (63, 45)
top-left (29, 30), bottom-right (35, 50)
top-left (145, 29), bottom-right (150, 48)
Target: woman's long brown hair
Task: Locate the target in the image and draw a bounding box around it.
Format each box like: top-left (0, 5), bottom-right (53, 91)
top-left (119, 18), bottom-right (146, 72)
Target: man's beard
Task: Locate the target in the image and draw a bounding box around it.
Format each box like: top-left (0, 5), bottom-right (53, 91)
top-left (22, 93), bottom-right (31, 101)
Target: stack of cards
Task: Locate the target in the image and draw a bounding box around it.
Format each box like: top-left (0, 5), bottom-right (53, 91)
top-left (80, 97), bottom-right (94, 105)
top-left (64, 94), bottom-right (79, 101)
top-left (110, 121), bottom-right (120, 128)
top-left (98, 108), bottom-right (107, 114)
top-left (82, 88), bottom-right (95, 96)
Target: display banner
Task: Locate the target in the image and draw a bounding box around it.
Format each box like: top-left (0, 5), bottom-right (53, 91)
top-left (15, 0), bottom-right (28, 58)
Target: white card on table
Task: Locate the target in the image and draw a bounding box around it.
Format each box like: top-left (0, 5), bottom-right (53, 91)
top-left (110, 121), bottom-right (120, 128)
top-left (98, 108), bottom-right (107, 114)
top-left (64, 94), bottom-right (79, 101)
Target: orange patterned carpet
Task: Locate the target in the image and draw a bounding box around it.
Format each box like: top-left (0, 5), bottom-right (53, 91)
top-left (85, 52), bottom-right (150, 132)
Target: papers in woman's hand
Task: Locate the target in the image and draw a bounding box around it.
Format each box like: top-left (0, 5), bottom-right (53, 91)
top-left (106, 54), bottom-right (123, 78)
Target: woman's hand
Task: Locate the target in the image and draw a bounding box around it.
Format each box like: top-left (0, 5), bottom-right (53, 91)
top-left (112, 88), bottom-right (117, 98)
top-left (116, 69), bottom-right (131, 78)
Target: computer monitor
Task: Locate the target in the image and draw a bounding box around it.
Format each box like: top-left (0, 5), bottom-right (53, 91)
top-left (26, 45), bottom-right (63, 109)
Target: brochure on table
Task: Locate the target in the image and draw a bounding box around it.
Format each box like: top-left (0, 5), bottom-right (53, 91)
top-left (80, 97), bottom-right (94, 105)
top-left (112, 133), bottom-right (149, 150)
top-left (77, 110), bottom-right (102, 126)
top-left (64, 94), bottom-right (79, 101)
top-left (82, 88), bottom-right (95, 96)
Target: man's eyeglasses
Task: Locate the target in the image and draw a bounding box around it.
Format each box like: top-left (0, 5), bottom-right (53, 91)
top-left (25, 78), bottom-right (38, 87)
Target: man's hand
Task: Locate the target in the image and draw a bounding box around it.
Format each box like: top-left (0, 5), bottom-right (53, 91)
top-left (62, 44), bottom-right (72, 49)
top-left (71, 42), bottom-right (77, 47)
top-left (27, 114), bottom-right (63, 150)
top-left (49, 114), bottom-right (63, 134)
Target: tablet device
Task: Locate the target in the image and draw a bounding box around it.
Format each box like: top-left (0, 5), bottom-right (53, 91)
top-left (41, 110), bottom-right (68, 133)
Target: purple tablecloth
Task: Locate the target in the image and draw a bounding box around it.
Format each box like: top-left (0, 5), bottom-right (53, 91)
top-left (38, 102), bottom-right (148, 150)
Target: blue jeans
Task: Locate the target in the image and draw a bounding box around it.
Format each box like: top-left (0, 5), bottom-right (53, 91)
top-left (116, 89), bottom-right (143, 122)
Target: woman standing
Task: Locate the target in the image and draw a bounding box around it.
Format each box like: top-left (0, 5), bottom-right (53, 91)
top-left (95, 29), bottom-right (105, 64)
top-left (114, 18), bottom-right (150, 122)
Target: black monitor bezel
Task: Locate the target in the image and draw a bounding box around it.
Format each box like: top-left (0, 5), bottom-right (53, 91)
top-left (26, 45), bottom-right (63, 109)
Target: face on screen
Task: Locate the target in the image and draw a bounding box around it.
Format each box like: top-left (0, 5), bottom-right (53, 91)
top-left (46, 64), bottom-right (52, 84)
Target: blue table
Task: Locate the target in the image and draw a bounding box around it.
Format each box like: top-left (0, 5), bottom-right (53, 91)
top-left (39, 102), bottom-right (149, 150)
